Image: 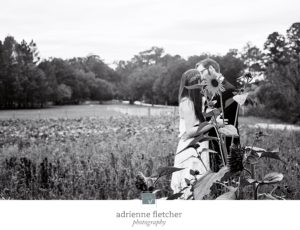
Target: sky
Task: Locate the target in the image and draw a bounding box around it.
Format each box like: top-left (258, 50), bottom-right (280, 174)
top-left (1, 0), bottom-right (300, 65)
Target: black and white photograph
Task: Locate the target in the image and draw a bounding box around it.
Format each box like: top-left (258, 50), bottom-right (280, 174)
top-left (0, 0), bottom-right (300, 228)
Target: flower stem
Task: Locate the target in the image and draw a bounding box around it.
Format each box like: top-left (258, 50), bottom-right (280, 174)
top-left (214, 126), bottom-right (227, 166)
top-left (251, 164), bottom-right (256, 199)
top-left (254, 183), bottom-right (260, 200)
top-left (230, 104), bottom-right (239, 148)
top-left (220, 93), bottom-right (225, 124)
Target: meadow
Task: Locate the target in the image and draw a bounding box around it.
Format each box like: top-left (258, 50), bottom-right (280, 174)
top-left (0, 104), bottom-right (299, 199)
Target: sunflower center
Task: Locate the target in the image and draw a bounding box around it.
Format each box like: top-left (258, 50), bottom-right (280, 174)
top-left (211, 79), bottom-right (219, 87)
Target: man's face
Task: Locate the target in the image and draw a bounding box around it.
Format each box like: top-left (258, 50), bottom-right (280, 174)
top-left (196, 64), bottom-right (209, 81)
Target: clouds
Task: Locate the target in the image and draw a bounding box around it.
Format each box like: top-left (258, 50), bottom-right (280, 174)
top-left (0, 0), bottom-right (299, 63)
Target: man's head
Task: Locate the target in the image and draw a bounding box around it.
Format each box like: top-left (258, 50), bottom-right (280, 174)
top-left (196, 58), bottom-right (220, 77)
top-left (196, 58), bottom-right (237, 89)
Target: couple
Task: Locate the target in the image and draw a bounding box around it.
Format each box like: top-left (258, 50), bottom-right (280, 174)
top-left (170, 58), bottom-right (240, 199)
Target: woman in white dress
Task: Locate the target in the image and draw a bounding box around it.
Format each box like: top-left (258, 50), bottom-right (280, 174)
top-left (170, 69), bottom-right (210, 199)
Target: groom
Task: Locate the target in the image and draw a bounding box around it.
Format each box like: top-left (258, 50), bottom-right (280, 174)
top-left (196, 58), bottom-right (240, 171)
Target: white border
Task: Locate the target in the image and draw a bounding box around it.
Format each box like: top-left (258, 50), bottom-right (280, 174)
top-left (0, 200), bottom-right (299, 230)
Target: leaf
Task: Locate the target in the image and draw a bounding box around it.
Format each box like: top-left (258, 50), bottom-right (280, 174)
top-left (240, 178), bottom-right (257, 187)
top-left (193, 166), bottom-right (229, 200)
top-left (185, 178), bottom-right (191, 186)
top-left (246, 154), bottom-right (260, 164)
top-left (195, 121), bottom-right (209, 133)
top-left (245, 146), bottom-right (266, 164)
top-left (258, 193), bottom-right (278, 200)
top-left (176, 135), bottom-right (219, 155)
top-left (225, 98), bottom-right (235, 109)
top-left (245, 146), bottom-right (266, 153)
top-left (207, 100), bottom-right (217, 107)
top-left (216, 187), bottom-right (237, 200)
top-left (153, 166), bottom-right (184, 177)
top-left (200, 148), bottom-right (218, 154)
top-left (219, 125), bottom-right (239, 137)
top-left (246, 178), bottom-right (257, 184)
top-left (197, 124), bottom-right (214, 136)
top-left (261, 172), bottom-right (284, 185)
top-left (189, 122), bottom-right (214, 138)
top-left (245, 147), bottom-right (284, 163)
top-left (152, 189), bottom-right (161, 194)
top-left (190, 169), bottom-right (195, 176)
top-left (187, 194), bottom-right (193, 200)
top-left (203, 108), bottom-right (221, 118)
top-left (179, 186), bottom-right (189, 193)
top-left (179, 155), bottom-right (197, 164)
top-left (233, 93), bottom-right (248, 106)
top-left (167, 192), bottom-right (183, 200)
top-left (220, 170), bottom-right (241, 182)
top-left (260, 149), bottom-right (285, 163)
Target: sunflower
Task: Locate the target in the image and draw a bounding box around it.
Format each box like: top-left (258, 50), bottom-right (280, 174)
top-left (203, 72), bottom-right (225, 98)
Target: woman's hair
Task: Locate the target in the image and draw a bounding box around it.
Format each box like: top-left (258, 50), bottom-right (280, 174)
top-left (178, 69), bottom-right (205, 122)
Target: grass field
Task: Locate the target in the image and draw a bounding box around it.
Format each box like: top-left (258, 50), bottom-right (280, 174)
top-left (0, 104), bottom-right (299, 199)
top-left (0, 103), bottom-right (177, 120)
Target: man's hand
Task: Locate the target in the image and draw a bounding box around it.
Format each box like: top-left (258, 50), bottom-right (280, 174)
top-left (215, 115), bottom-right (228, 127)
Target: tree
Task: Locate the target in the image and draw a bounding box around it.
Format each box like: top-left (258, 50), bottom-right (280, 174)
top-left (126, 64), bottom-right (167, 104)
top-left (90, 78), bottom-right (113, 102)
top-left (264, 32), bottom-right (289, 65)
top-left (56, 84), bottom-right (72, 104)
top-left (160, 58), bottom-right (189, 105)
top-left (260, 23), bottom-right (300, 123)
top-left (287, 22), bottom-right (300, 57)
top-left (132, 47), bottom-right (164, 66)
top-left (0, 36), bottom-right (19, 107)
top-left (83, 55), bottom-right (119, 82)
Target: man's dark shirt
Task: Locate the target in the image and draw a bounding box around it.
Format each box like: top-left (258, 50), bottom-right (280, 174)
top-left (206, 88), bottom-right (240, 172)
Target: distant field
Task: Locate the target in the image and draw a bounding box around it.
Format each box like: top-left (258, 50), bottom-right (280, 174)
top-left (0, 103), bottom-right (177, 120)
top-left (0, 103), bottom-right (292, 125)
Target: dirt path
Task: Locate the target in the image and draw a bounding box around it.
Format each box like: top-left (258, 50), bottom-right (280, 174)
top-left (240, 116), bottom-right (300, 132)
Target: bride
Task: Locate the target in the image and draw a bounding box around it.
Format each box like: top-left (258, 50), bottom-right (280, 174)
top-left (170, 69), bottom-right (210, 199)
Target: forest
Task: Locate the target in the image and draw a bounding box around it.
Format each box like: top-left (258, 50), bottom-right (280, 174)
top-left (0, 22), bottom-right (299, 123)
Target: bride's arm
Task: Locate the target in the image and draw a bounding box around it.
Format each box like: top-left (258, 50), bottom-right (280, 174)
top-left (178, 98), bottom-right (186, 137)
top-left (180, 97), bottom-right (201, 140)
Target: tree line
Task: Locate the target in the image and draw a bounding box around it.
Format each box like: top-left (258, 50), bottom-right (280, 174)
top-left (0, 37), bottom-right (117, 108)
top-left (249, 22), bottom-right (300, 123)
top-left (0, 23), bottom-right (299, 123)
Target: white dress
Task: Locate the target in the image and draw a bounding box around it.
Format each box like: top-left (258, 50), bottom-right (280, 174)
top-left (170, 97), bottom-right (210, 199)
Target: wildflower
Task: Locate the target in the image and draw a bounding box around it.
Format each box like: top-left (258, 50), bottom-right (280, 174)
top-left (244, 72), bottom-right (253, 81)
top-left (135, 172), bottom-right (155, 192)
top-left (135, 173), bottom-right (148, 191)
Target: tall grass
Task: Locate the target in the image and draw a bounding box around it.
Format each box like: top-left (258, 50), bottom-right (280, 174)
top-left (0, 116), bottom-right (299, 199)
